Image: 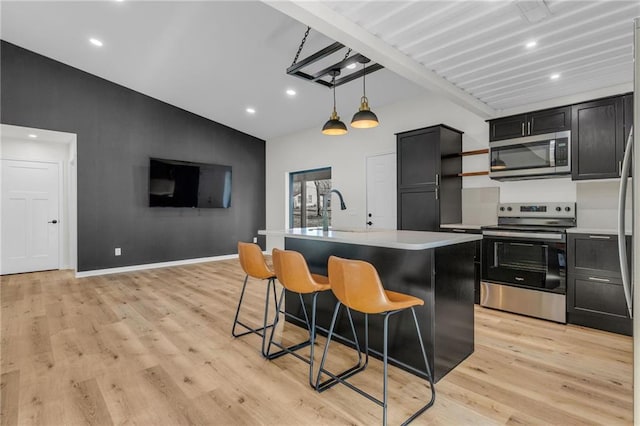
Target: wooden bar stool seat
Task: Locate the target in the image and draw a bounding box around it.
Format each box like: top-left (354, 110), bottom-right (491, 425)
top-left (315, 255), bottom-right (436, 426)
top-left (232, 242), bottom-right (278, 357)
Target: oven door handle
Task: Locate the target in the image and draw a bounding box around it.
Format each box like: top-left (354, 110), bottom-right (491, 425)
top-left (482, 230), bottom-right (564, 240)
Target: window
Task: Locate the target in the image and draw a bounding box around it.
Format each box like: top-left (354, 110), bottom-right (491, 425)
top-left (289, 167), bottom-right (331, 228)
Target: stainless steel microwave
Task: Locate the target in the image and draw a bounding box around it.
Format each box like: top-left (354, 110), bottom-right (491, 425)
top-left (489, 130), bottom-right (571, 180)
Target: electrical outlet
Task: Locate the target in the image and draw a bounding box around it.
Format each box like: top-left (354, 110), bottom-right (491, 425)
top-left (115, 247), bottom-right (121, 256)
top-left (252, 237), bottom-right (258, 243)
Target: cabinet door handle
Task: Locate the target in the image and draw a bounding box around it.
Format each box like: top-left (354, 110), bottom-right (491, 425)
top-left (619, 160), bottom-right (622, 176)
top-left (435, 187), bottom-right (439, 200)
top-left (588, 235), bottom-right (610, 240)
top-left (527, 121), bottom-right (531, 135)
top-left (588, 276), bottom-right (611, 283)
top-left (521, 122), bottom-right (525, 136)
top-left (435, 173), bottom-right (439, 185)
top-left (451, 229), bottom-right (466, 233)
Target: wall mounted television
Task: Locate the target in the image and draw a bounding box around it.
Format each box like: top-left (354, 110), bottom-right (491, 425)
top-left (149, 158), bottom-right (232, 208)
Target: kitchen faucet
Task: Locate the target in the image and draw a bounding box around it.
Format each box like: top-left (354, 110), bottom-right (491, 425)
top-left (322, 189), bottom-right (347, 232)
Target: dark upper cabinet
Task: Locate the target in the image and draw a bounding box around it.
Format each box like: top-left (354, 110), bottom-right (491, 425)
top-left (488, 106), bottom-right (571, 141)
top-left (567, 233), bottom-right (632, 336)
top-left (489, 114), bottom-right (527, 141)
top-left (528, 106), bottom-right (571, 135)
top-left (397, 125), bottom-right (462, 231)
top-left (571, 96), bottom-right (624, 180)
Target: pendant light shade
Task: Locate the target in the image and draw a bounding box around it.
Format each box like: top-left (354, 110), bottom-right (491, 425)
top-left (322, 70), bottom-right (348, 136)
top-left (491, 158), bottom-right (507, 170)
top-left (351, 60), bottom-right (379, 129)
top-left (322, 110), bottom-right (348, 135)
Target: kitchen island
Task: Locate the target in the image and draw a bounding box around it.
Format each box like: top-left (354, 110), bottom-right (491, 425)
top-left (258, 228), bottom-right (481, 382)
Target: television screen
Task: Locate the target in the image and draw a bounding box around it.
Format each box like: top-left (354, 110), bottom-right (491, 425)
top-left (149, 158), bottom-right (232, 208)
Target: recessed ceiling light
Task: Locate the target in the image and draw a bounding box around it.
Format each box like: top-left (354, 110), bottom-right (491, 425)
top-left (346, 63), bottom-right (357, 70)
top-left (89, 38), bottom-right (103, 47)
top-left (286, 89), bottom-right (296, 96)
top-left (550, 73), bottom-right (560, 80)
top-left (28, 134), bottom-right (37, 138)
top-left (246, 107), bottom-right (256, 114)
top-left (525, 40), bottom-right (537, 49)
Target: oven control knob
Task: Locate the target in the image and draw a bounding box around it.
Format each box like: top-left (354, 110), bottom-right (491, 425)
top-left (500, 207), bottom-right (505, 211)
top-left (556, 206), bottom-right (562, 212)
top-left (506, 207), bottom-right (512, 212)
top-left (565, 206), bottom-right (571, 212)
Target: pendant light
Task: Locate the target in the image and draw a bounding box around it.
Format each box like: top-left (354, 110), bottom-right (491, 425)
top-left (322, 70), bottom-right (348, 136)
top-left (491, 154), bottom-right (507, 170)
top-left (351, 58), bottom-right (379, 129)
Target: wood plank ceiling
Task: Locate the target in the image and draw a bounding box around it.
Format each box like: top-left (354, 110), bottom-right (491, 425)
top-left (324, 1), bottom-right (639, 112)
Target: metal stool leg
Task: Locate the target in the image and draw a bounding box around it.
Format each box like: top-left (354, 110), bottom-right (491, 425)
top-left (316, 307), bottom-right (436, 425)
top-left (265, 289), bottom-right (312, 361)
top-left (400, 307), bottom-right (435, 426)
top-left (231, 275), bottom-right (276, 347)
top-left (315, 303), bottom-right (369, 392)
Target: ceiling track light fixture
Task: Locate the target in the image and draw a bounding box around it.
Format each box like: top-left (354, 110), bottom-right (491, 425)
top-left (351, 58), bottom-right (379, 129)
top-left (287, 26), bottom-right (383, 89)
top-left (322, 69), bottom-right (348, 136)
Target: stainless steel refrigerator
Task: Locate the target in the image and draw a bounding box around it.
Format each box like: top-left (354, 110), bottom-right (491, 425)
top-left (624, 16), bottom-right (640, 424)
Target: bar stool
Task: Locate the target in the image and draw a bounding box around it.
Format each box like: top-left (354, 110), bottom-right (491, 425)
top-left (316, 256), bottom-right (436, 426)
top-left (232, 242), bottom-right (278, 357)
top-left (267, 248), bottom-right (366, 389)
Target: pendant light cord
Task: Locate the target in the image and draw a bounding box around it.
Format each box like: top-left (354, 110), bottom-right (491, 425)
top-left (362, 62), bottom-right (366, 99)
top-left (332, 75), bottom-right (337, 113)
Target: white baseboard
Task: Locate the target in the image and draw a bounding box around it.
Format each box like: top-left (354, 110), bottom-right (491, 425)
top-left (75, 253), bottom-right (240, 278)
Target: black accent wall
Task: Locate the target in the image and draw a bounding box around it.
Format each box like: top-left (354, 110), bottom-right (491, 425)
top-left (1, 41), bottom-right (266, 271)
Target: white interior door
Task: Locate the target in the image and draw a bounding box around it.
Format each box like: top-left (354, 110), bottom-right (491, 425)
top-left (1, 160), bottom-right (60, 274)
top-left (366, 153), bottom-right (397, 230)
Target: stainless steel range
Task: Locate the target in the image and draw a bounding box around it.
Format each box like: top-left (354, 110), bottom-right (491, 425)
top-left (481, 202), bottom-right (576, 323)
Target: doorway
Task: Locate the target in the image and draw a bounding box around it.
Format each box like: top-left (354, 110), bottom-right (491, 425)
top-left (0, 124), bottom-right (78, 274)
top-left (366, 153), bottom-right (396, 230)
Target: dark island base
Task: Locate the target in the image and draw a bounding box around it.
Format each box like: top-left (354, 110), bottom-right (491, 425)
top-left (284, 238), bottom-right (476, 383)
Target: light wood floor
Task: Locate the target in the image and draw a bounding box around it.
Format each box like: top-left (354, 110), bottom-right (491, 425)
top-left (1, 260), bottom-right (633, 425)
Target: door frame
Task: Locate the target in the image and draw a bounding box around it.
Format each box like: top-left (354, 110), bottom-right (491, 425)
top-left (0, 124), bottom-right (78, 272)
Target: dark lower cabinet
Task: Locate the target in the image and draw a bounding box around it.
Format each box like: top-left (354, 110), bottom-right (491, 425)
top-left (440, 227), bottom-right (482, 304)
top-left (567, 233), bottom-right (632, 336)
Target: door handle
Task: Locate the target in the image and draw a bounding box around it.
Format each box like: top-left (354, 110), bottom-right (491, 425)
top-left (48, 219), bottom-right (58, 224)
top-left (367, 221), bottom-right (373, 226)
top-left (521, 122), bottom-right (525, 136)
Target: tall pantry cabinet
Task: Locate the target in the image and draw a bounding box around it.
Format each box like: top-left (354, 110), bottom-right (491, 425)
top-left (396, 125), bottom-right (463, 231)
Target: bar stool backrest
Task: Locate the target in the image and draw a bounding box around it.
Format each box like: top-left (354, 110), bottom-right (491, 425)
top-left (327, 256), bottom-right (391, 314)
top-left (272, 248), bottom-right (323, 294)
top-left (238, 242), bottom-right (273, 279)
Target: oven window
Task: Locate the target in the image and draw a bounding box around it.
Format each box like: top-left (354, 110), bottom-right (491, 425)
top-left (483, 238), bottom-right (566, 293)
top-left (491, 141), bottom-right (551, 171)
top-left (495, 242), bottom-right (547, 272)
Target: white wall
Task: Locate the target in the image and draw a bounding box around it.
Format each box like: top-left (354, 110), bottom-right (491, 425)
top-left (1, 137), bottom-right (74, 269)
top-left (265, 91), bottom-right (586, 249)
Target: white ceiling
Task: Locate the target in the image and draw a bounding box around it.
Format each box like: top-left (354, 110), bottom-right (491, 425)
top-left (0, 1), bottom-right (425, 140)
top-left (1, 1), bottom-right (639, 141)
top-left (322, 0), bottom-right (639, 111)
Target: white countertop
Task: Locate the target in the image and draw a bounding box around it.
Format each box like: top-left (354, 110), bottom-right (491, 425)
top-left (567, 227), bottom-right (632, 236)
top-left (259, 228), bottom-right (481, 251)
top-left (440, 223), bottom-right (486, 230)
